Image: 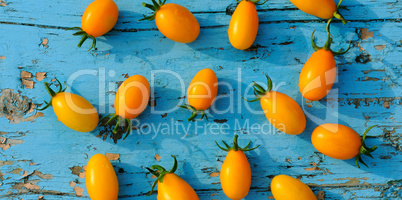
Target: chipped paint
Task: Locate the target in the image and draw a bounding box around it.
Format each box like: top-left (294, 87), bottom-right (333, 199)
top-left (35, 72), bottom-right (46, 81)
top-left (0, 56), bottom-right (5, 59)
top-left (154, 154), bottom-right (161, 161)
top-left (105, 153), bottom-right (120, 161)
top-left (374, 44), bottom-right (386, 50)
top-left (0, 0), bottom-right (6, 7)
top-left (40, 38), bottom-right (49, 48)
top-left (347, 97), bottom-right (401, 108)
top-left (74, 186), bottom-right (83, 197)
top-left (0, 89), bottom-right (44, 123)
top-left (360, 28), bottom-right (374, 40)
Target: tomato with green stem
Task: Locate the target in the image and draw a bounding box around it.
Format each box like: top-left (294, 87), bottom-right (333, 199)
top-left (140, 0), bottom-right (200, 43)
top-left (228, 0), bottom-right (267, 50)
top-left (270, 174), bottom-right (317, 200)
top-left (312, 124), bottom-right (378, 168)
top-left (146, 155), bottom-right (199, 200)
top-left (37, 79), bottom-right (99, 132)
top-left (180, 68), bottom-right (218, 121)
top-left (216, 135), bottom-right (259, 200)
top-left (86, 154), bottom-right (119, 200)
top-left (101, 75), bottom-right (150, 139)
top-left (290, 0), bottom-right (347, 24)
top-left (69, 0), bottom-right (119, 50)
top-left (243, 75), bottom-right (306, 135)
top-left (298, 19), bottom-right (351, 101)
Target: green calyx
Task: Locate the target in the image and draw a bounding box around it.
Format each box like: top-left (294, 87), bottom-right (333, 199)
top-left (237, 0), bottom-right (268, 5)
top-left (355, 125), bottom-right (378, 168)
top-left (99, 114), bottom-right (132, 140)
top-left (140, 0), bottom-right (167, 21)
top-left (216, 134), bottom-right (260, 152)
top-left (332, 0), bottom-right (348, 25)
top-left (242, 74), bottom-right (272, 102)
top-left (146, 155), bottom-right (178, 196)
top-left (310, 28), bottom-right (351, 56)
top-left (68, 27), bottom-right (97, 51)
top-left (36, 78), bottom-right (67, 111)
top-left (179, 104), bottom-right (209, 121)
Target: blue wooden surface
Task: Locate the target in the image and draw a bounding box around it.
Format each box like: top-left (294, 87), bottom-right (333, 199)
top-left (0, 0), bottom-right (401, 199)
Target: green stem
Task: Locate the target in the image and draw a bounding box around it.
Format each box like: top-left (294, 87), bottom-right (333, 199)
top-left (77, 35), bottom-right (88, 48)
top-left (333, 0), bottom-right (347, 25)
top-left (146, 155), bottom-right (178, 196)
top-left (140, 0), bottom-right (167, 21)
top-left (38, 78), bottom-right (65, 111)
top-left (242, 74), bottom-right (273, 102)
top-left (216, 134), bottom-right (259, 152)
top-left (354, 125), bottom-right (378, 168)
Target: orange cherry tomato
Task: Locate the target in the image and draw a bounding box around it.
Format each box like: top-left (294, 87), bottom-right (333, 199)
top-left (299, 30), bottom-right (350, 101)
top-left (311, 124), bottom-right (378, 168)
top-left (147, 155), bottom-right (199, 200)
top-left (216, 135), bottom-right (259, 200)
top-left (298, 49), bottom-right (336, 101)
top-left (114, 75), bottom-right (151, 120)
top-left (244, 75), bottom-right (306, 135)
top-left (180, 68), bottom-right (218, 121)
top-left (271, 175), bottom-right (316, 200)
top-left (38, 79), bottom-right (99, 132)
top-left (102, 75), bottom-right (150, 139)
top-left (290, 0), bottom-right (336, 19)
top-left (228, 0), bottom-right (261, 50)
top-left (141, 0), bottom-right (200, 43)
top-left (71, 0), bottom-right (119, 50)
top-left (86, 154), bottom-right (119, 200)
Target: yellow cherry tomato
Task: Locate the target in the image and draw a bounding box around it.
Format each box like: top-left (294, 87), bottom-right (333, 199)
top-left (141, 0), bottom-right (200, 43)
top-left (188, 68), bottom-right (218, 110)
top-left (228, 0), bottom-right (260, 50)
top-left (101, 75), bottom-right (150, 139)
top-left (86, 154), bottom-right (119, 200)
top-left (115, 75), bottom-right (150, 120)
top-left (180, 68), bottom-right (218, 121)
top-left (290, 0), bottom-right (336, 19)
top-left (299, 30), bottom-right (350, 101)
top-left (298, 49), bottom-right (336, 101)
top-left (71, 0), bottom-right (119, 50)
top-left (157, 173), bottom-right (199, 200)
top-left (312, 124), bottom-right (378, 168)
top-left (216, 135), bottom-right (259, 200)
top-left (271, 175), bottom-right (316, 200)
top-left (82, 0), bottom-right (119, 37)
top-left (244, 75), bottom-right (306, 135)
top-left (147, 155), bottom-right (199, 200)
top-left (39, 79), bottom-right (98, 132)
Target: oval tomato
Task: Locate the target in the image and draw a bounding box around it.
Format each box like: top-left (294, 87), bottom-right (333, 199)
top-left (244, 75), bottom-right (306, 135)
top-left (141, 0), bottom-right (200, 43)
top-left (102, 75), bottom-right (150, 139)
top-left (180, 68), bottom-right (218, 121)
top-left (228, 0), bottom-right (259, 50)
top-left (86, 154), bottom-right (119, 200)
top-left (299, 30), bottom-right (350, 101)
top-left (311, 123), bottom-right (378, 168)
top-left (38, 79), bottom-right (99, 132)
top-left (71, 0), bottom-right (119, 50)
top-left (271, 175), bottom-right (316, 200)
top-left (290, 0), bottom-right (336, 19)
top-left (114, 75), bottom-right (151, 120)
top-left (147, 155), bottom-right (199, 200)
top-left (216, 135), bottom-right (259, 200)
top-left (82, 0), bottom-right (119, 37)
top-left (298, 49), bottom-right (336, 101)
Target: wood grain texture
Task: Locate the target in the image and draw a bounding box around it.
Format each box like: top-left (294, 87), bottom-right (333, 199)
top-left (0, 0), bottom-right (401, 199)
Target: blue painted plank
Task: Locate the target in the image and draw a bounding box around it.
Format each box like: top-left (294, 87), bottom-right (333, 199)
top-left (0, 0), bottom-right (401, 199)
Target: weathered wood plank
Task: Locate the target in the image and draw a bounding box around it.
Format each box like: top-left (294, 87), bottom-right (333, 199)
top-left (0, 0), bottom-right (401, 199)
